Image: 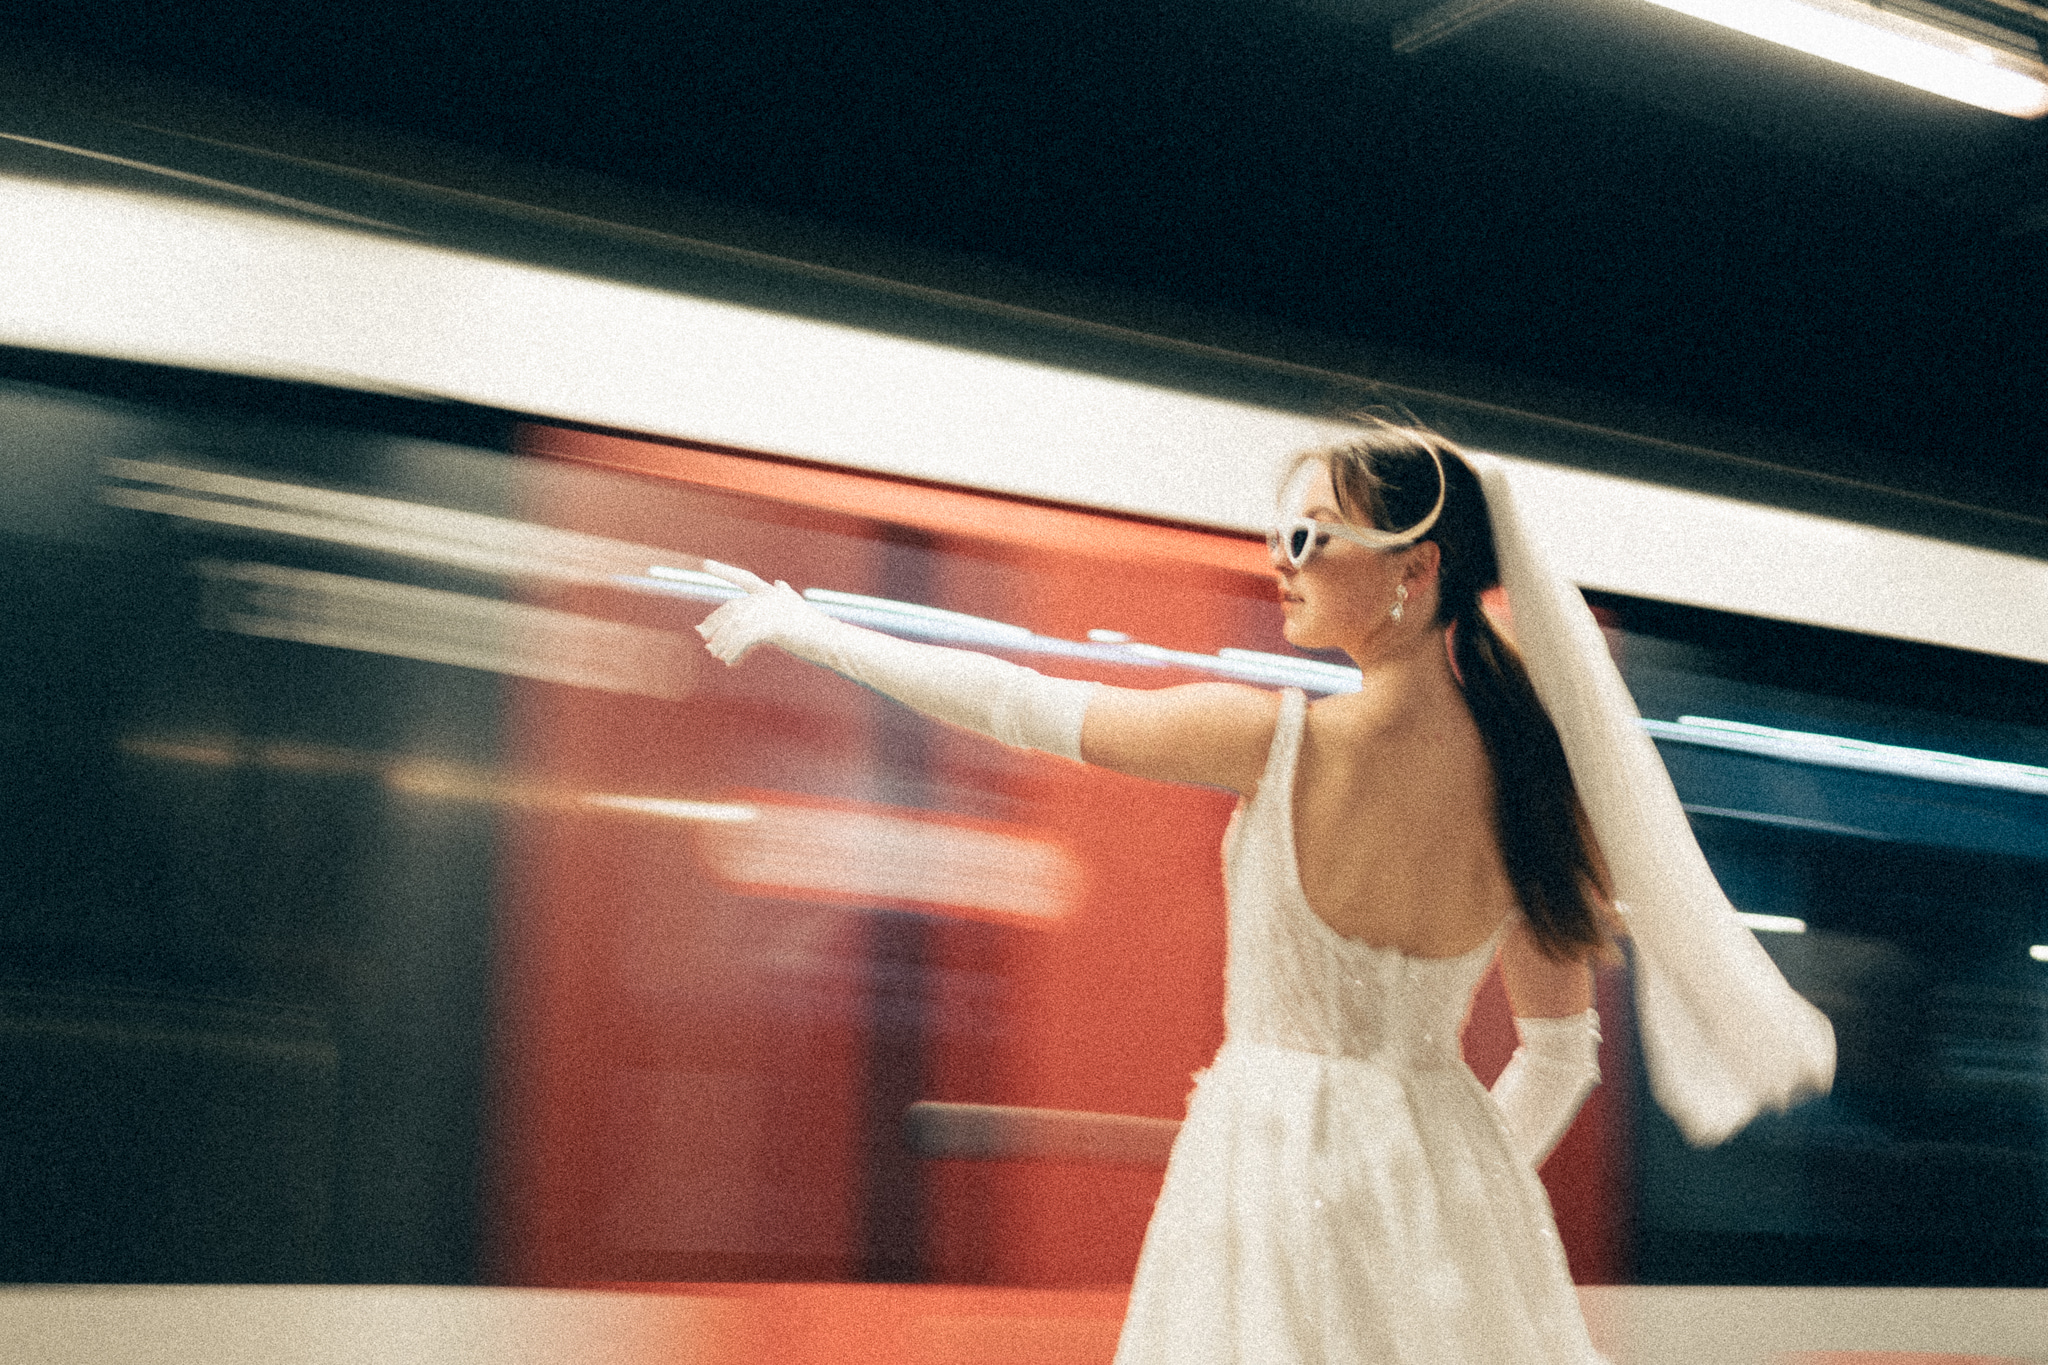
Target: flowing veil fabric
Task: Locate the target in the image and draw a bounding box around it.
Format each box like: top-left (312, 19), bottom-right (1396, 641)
top-left (1470, 456), bottom-right (1836, 1145)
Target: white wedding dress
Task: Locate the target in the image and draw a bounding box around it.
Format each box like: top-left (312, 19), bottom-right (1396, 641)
top-left (1114, 688), bottom-right (1601, 1365)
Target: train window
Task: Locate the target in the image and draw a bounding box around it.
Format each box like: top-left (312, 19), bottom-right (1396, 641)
top-left (1591, 592), bottom-right (2048, 1287)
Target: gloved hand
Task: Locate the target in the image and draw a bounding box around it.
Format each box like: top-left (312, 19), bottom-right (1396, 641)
top-left (1490, 1009), bottom-right (1601, 1167)
top-left (693, 559), bottom-right (1098, 760)
top-left (695, 560), bottom-right (840, 666)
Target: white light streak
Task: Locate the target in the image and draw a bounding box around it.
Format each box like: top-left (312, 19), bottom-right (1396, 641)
top-left (1682, 803), bottom-right (1889, 840)
top-left (1639, 0), bottom-right (2048, 117)
top-left (803, 588), bottom-right (1036, 643)
top-left (106, 457), bottom-right (690, 588)
top-left (1649, 716), bottom-right (2048, 797)
top-left (123, 731), bottom-right (766, 823)
top-left (647, 565), bottom-right (735, 591)
top-left (198, 561), bottom-right (695, 699)
top-left (696, 802), bottom-right (1081, 924)
top-left (1737, 912), bottom-right (1810, 934)
top-left (1218, 647), bottom-right (1367, 690)
top-left (0, 131), bottom-right (419, 230)
top-left (905, 1101), bottom-right (1180, 1165)
top-left (583, 795), bottom-right (759, 822)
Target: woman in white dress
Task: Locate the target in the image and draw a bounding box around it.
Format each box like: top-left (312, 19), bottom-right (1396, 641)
top-left (695, 418), bottom-right (1833, 1364)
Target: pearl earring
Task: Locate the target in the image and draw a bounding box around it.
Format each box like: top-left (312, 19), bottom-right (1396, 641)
top-left (1390, 583), bottom-right (1408, 621)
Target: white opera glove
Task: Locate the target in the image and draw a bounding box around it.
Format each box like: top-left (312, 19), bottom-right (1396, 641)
top-left (1489, 1009), bottom-right (1602, 1168)
top-left (693, 559), bottom-right (1098, 760)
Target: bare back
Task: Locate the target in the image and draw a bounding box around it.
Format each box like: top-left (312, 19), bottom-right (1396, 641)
top-left (1291, 681), bottom-right (1513, 958)
top-left (1083, 671), bottom-right (1513, 957)
top-left (1083, 671), bottom-right (1589, 1013)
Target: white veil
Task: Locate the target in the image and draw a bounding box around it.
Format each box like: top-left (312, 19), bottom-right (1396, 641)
top-left (1469, 455), bottom-right (1837, 1146)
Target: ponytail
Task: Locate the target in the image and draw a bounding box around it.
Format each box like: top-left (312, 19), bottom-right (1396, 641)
top-left (1306, 417), bottom-right (1611, 961)
top-left (1451, 600), bottom-right (1610, 961)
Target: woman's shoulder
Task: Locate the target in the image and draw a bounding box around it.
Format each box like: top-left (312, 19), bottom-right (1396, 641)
top-left (1301, 670), bottom-right (1491, 801)
top-left (1303, 670), bottom-right (1409, 740)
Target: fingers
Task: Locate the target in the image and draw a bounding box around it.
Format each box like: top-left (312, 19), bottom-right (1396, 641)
top-left (692, 573), bottom-right (821, 667)
top-left (698, 558), bottom-right (774, 594)
top-left (693, 560), bottom-right (777, 665)
top-left (693, 600), bottom-right (727, 644)
top-left (695, 598), bottom-right (761, 663)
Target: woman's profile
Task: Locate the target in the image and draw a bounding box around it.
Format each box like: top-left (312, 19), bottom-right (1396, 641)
top-left (695, 417), bottom-right (1834, 1364)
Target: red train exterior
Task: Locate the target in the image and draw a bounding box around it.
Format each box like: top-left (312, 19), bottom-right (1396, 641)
top-left (487, 427), bottom-right (1629, 1296)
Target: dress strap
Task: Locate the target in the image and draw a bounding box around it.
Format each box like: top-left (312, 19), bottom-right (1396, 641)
top-left (1257, 688), bottom-right (1308, 798)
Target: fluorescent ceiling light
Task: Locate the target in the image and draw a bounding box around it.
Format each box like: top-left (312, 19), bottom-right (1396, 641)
top-left (1738, 912), bottom-right (1810, 933)
top-left (1638, 0), bottom-right (2048, 117)
top-left (2032, 944), bottom-right (2048, 962)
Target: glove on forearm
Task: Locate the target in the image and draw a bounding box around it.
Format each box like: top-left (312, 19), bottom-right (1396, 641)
top-left (1490, 1009), bottom-right (1601, 1167)
top-left (694, 561), bottom-right (1097, 760)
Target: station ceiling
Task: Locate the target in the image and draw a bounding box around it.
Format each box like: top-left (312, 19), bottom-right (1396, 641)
top-left (10, 0), bottom-right (2047, 528)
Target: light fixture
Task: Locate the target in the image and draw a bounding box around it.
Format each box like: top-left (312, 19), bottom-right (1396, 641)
top-left (1637, 0), bottom-right (2048, 117)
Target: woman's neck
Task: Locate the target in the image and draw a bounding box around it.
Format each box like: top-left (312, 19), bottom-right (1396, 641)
top-left (1343, 626), bottom-right (1464, 710)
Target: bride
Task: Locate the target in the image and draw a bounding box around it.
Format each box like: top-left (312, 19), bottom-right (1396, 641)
top-left (696, 417), bottom-right (1833, 1363)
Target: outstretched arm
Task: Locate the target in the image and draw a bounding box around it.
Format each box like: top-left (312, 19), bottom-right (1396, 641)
top-left (695, 560), bottom-right (1277, 793)
top-left (1080, 681), bottom-right (1278, 793)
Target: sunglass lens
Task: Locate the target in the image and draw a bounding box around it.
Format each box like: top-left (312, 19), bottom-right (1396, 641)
top-left (1288, 525), bottom-right (1312, 564)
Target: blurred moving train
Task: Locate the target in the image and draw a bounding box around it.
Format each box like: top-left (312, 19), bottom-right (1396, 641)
top-left (1, 95), bottom-right (2046, 1360)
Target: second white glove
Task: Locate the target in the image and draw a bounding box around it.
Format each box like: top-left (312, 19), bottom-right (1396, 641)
top-left (1489, 1009), bottom-right (1602, 1168)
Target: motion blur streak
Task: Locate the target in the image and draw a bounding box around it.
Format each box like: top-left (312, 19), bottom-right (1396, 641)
top-left (119, 734), bottom-right (727, 819)
top-left (695, 799), bottom-right (1083, 926)
top-left (628, 1285), bottom-right (1130, 1365)
top-left (582, 796), bottom-right (760, 823)
top-left (119, 731), bottom-right (1067, 929)
top-left (906, 1102), bottom-right (1182, 1164)
top-left (4, 1283), bottom-right (2045, 1363)
top-left (1652, 716), bottom-right (2048, 796)
top-left (196, 561), bottom-right (696, 700)
top-left (0, 132), bottom-right (420, 231)
top-left (104, 458), bottom-right (684, 587)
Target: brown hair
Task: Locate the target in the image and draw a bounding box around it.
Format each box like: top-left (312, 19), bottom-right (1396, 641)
top-left (1293, 419), bottom-right (1610, 961)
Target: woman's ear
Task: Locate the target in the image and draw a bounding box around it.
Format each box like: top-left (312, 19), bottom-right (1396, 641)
top-left (1404, 540), bottom-right (1443, 587)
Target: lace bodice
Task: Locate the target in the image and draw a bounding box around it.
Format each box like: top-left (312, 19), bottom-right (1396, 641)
top-left (1221, 688), bottom-right (1503, 1067)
